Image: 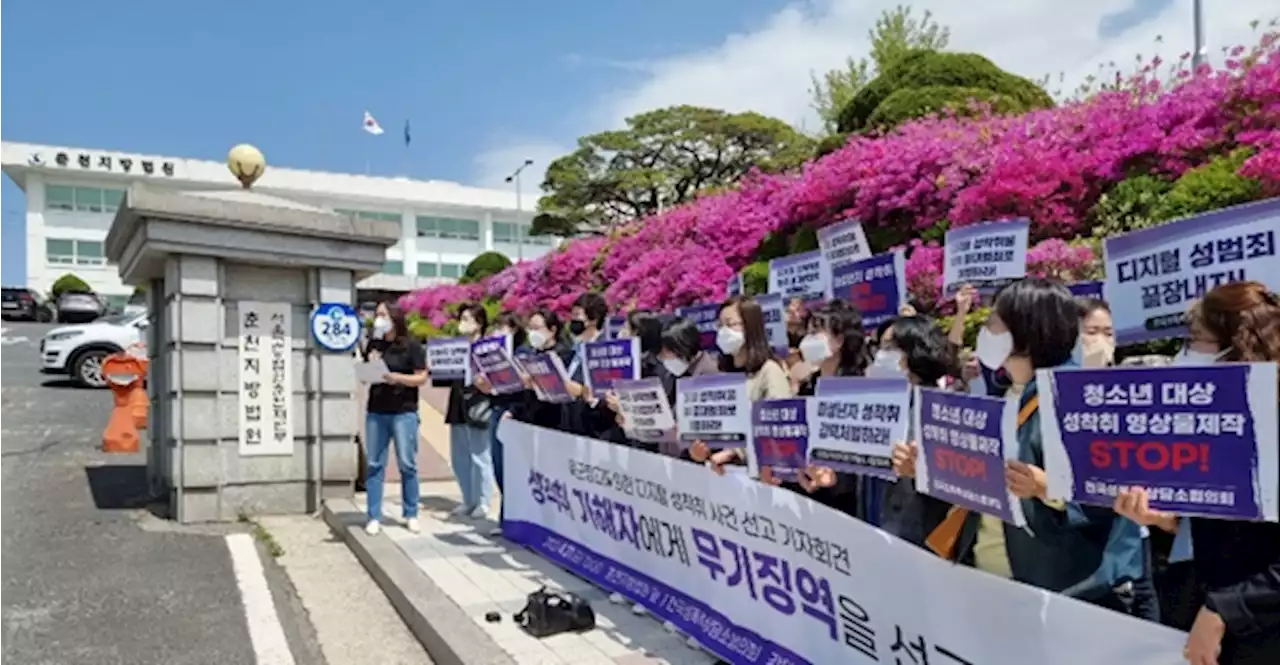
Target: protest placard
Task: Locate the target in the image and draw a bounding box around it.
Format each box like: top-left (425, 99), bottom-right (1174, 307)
top-left (757, 293), bottom-right (789, 355)
top-left (807, 377), bottom-right (911, 478)
top-left (942, 219), bottom-right (1029, 295)
top-left (675, 302), bottom-right (721, 351)
top-left (425, 336), bottom-right (470, 381)
top-left (817, 219), bottom-right (872, 281)
top-left (1067, 280), bottom-right (1105, 300)
top-left (1103, 198), bottom-right (1279, 344)
top-left (676, 374), bottom-right (752, 454)
top-left (470, 335), bottom-right (524, 394)
top-left (768, 249), bottom-right (828, 300)
top-left (520, 351), bottom-right (574, 403)
top-left (750, 398), bottom-right (810, 481)
top-left (614, 377), bottom-right (677, 446)
top-left (582, 338), bottom-right (641, 392)
top-left (605, 315), bottom-right (628, 340)
top-left (1038, 363), bottom-right (1280, 521)
top-left (830, 251), bottom-right (907, 332)
top-left (914, 388), bottom-right (1026, 526)
top-left (726, 272), bottom-right (743, 298)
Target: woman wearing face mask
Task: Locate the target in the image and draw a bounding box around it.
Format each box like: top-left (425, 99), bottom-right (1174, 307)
top-left (432, 302), bottom-right (495, 521)
top-left (477, 312), bottom-right (527, 537)
top-left (1077, 298), bottom-right (1117, 368)
top-left (590, 309), bottom-right (667, 450)
top-left (363, 303), bottom-right (429, 535)
top-left (1114, 281), bottom-right (1280, 665)
top-left (507, 307), bottom-right (577, 431)
top-left (891, 279), bottom-right (1152, 618)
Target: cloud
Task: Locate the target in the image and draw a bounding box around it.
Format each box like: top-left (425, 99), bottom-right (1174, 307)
top-left (474, 0), bottom-right (1275, 188)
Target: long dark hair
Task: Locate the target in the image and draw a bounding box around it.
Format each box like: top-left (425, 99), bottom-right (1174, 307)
top-left (493, 311), bottom-right (527, 348)
top-left (809, 299), bottom-right (869, 376)
top-left (529, 307), bottom-right (566, 347)
top-left (456, 301), bottom-right (489, 336)
top-left (385, 303), bottom-right (411, 347)
top-left (717, 296), bottom-right (775, 374)
top-left (627, 309), bottom-right (664, 355)
top-left (992, 278), bottom-right (1079, 369)
top-left (889, 315), bottom-right (958, 386)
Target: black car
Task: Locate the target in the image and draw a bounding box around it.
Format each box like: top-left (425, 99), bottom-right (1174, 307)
top-left (1, 287), bottom-right (54, 322)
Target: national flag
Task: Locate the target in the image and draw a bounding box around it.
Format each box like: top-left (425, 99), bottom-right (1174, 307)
top-left (404, 119), bottom-right (411, 147)
top-left (362, 111), bottom-right (384, 135)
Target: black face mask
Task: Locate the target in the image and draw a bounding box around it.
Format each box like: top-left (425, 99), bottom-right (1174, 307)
top-left (568, 320), bottom-right (587, 336)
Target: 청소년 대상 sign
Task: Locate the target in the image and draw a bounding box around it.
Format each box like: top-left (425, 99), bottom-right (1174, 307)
top-left (750, 398), bottom-right (810, 482)
top-left (1102, 198), bottom-right (1279, 344)
top-left (238, 301), bottom-right (293, 457)
top-left (1037, 362), bottom-right (1280, 521)
top-left (499, 419), bottom-right (1187, 665)
top-left (583, 338), bottom-right (641, 392)
top-left (807, 377), bottom-right (911, 479)
top-left (942, 219), bottom-right (1029, 295)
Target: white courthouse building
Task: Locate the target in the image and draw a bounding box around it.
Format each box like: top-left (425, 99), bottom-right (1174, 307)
top-left (1, 141), bottom-right (555, 308)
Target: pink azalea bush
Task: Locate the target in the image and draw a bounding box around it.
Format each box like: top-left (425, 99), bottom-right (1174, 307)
top-left (403, 33), bottom-right (1280, 321)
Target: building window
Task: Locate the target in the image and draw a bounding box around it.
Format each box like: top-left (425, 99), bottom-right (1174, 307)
top-left (417, 263), bottom-right (438, 278)
top-left (335, 208), bottom-right (401, 223)
top-left (382, 260), bottom-right (404, 275)
top-left (45, 185), bottom-right (125, 214)
top-left (46, 238), bottom-right (106, 266)
top-left (416, 216), bottom-right (480, 241)
top-left (440, 263), bottom-right (464, 279)
top-left (493, 220), bottom-right (553, 245)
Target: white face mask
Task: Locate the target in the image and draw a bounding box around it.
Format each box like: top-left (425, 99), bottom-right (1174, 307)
top-left (798, 333), bottom-right (832, 364)
top-left (372, 316), bottom-right (392, 339)
top-left (662, 356), bottom-right (690, 377)
top-left (1173, 347), bottom-right (1223, 366)
top-left (975, 327), bottom-right (1013, 370)
top-left (618, 327), bottom-right (632, 339)
top-left (867, 348), bottom-right (906, 378)
top-left (1081, 337), bottom-right (1116, 368)
top-left (716, 327), bottom-right (745, 355)
top-left (458, 319), bottom-right (478, 335)
top-left (526, 329), bottom-right (550, 350)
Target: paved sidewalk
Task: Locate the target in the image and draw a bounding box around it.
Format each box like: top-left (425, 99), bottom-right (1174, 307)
top-left (362, 482), bottom-right (717, 665)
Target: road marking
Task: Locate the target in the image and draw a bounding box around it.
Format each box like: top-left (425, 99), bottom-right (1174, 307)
top-left (225, 533), bottom-right (297, 665)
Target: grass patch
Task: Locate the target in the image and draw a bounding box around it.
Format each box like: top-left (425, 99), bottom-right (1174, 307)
top-left (237, 510), bottom-right (286, 558)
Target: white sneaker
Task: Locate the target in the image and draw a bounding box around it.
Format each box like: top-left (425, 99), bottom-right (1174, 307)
top-left (631, 603), bottom-right (648, 616)
top-left (450, 505), bottom-right (471, 517)
top-left (405, 518), bottom-right (421, 534)
top-left (468, 506), bottom-right (489, 519)
top-left (609, 593), bottom-right (626, 604)
top-left (663, 621), bottom-right (679, 633)
top-left (487, 526), bottom-right (503, 537)
top-left (364, 520), bottom-right (382, 536)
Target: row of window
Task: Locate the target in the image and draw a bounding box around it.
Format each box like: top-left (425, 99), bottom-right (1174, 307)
top-left (338, 208), bottom-right (553, 245)
top-left (46, 238), bottom-right (106, 266)
top-left (382, 260), bottom-right (466, 279)
top-left (45, 185), bottom-right (128, 214)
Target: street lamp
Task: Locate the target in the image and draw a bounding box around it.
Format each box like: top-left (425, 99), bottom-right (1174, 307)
top-left (227, 144), bottom-right (266, 189)
top-left (1192, 0), bottom-right (1207, 71)
top-left (505, 159), bottom-right (534, 262)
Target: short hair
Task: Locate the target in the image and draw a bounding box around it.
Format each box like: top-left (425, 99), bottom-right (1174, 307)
top-left (809, 299), bottom-right (870, 376)
top-left (992, 278), bottom-right (1080, 369)
top-left (528, 307), bottom-right (564, 343)
top-left (718, 296), bottom-right (774, 374)
top-left (456, 301), bottom-right (489, 332)
top-left (572, 292), bottom-right (608, 328)
top-left (627, 309), bottom-right (664, 355)
top-left (1077, 297), bottom-right (1110, 319)
top-left (659, 316), bottom-right (702, 362)
top-left (494, 311), bottom-right (526, 348)
top-left (890, 315), bottom-right (958, 385)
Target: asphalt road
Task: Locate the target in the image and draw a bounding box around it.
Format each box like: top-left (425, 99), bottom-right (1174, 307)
top-left (1, 321), bottom-right (322, 665)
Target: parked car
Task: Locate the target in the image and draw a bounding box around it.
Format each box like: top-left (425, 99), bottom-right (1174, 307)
top-left (40, 311), bottom-right (148, 388)
top-left (56, 290), bottom-right (106, 324)
top-left (1, 286), bottom-right (54, 322)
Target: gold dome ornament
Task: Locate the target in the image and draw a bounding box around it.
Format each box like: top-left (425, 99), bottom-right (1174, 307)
top-left (227, 144), bottom-right (266, 189)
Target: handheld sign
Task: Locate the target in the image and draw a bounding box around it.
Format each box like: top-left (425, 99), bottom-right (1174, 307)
top-left (768, 250), bottom-right (828, 300)
top-left (310, 303), bottom-right (362, 352)
top-left (818, 218), bottom-right (872, 279)
top-left (676, 374), bottom-right (752, 455)
top-left (614, 377), bottom-right (677, 447)
top-left (750, 398), bottom-right (810, 482)
top-left (807, 377), bottom-right (911, 478)
top-left (757, 293), bottom-right (789, 355)
top-left (942, 219), bottom-right (1029, 295)
top-left (1067, 280), bottom-right (1105, 300)
top-left (471, 335), bottom-right (524, 394)
top-left (830, 251), bottom-right (907, 333)
top-left (426, 336), bottom-right (470, 382)
top-left (522, 352), bottom-right (575, 403)
top-left (582, 338), bottom-right (641, 392)
top-left (605, 315), bottom-right (628, 340)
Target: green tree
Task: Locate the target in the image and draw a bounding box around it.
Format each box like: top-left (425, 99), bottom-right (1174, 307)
top-left (808, 5), bottom-right (951, 133)
top-left (49, 273), bottom-right (91, 300)
top-left (532, 105), bottom-right (814, 237)
top-left (461, 251), bottom-right (512, 283)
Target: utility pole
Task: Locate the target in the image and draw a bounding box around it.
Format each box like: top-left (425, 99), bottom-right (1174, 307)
top-left (1192, 0), bottom-right (1207, 71)
top-left (505, 159), bottom-right (534, 262)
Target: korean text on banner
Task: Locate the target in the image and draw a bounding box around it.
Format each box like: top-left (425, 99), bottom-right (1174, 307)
top-left (676, 374), bottom-right (752, 454)
top-left (500, 420), bottom-right (1187, 665)
top-left (1038, 363), bottom-right (1280, 521)
top-left (614, 377), bottom-right (677, 445)
top-left (675, 302), bottom-right (721, 352)
top-left (817, 219), bottom-right (872, 279)
top-left (751, 398), bottom-right (810, 482)
top-left (757, 293), bottom-right (789, 355)
top-left (471, 335), bottom-right (524, 394)
top-left (768, 250), bottom-right (828, 300)
top-left (522, 352), bottom-right (575, 403)
top-left (1103, 198), bottom-right (1280, 345)
top-left (942, 219), bottom-right (1029, 295)
top-left (830, 251), bottom-right (907, 332)
top-left (1067, 280), bottom-right (1105, 300)
top-left (914, 388), bottom-right (1026, 526)
top-left (807, 377), bottom-right (910, 478)
top-left (583, 338), bottom-right (641, 392)
top-left (605, 315), bottom-right (627, 340)
top-left (426, 336), bottom-right (470, 382)
top-left (726, 272), bottom-right (743, 298)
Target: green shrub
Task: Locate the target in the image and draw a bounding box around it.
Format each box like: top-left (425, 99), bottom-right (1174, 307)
top-left (814, 132), bottom-right (851, 158)
top-left (789, 226), bottom-right (820, 253)
top-left (1149, 148), bottom-right (1262, 223)
top-left (865, 85), bottom-right (1021, 130)
top-left (936, 306), bottom-right (991, 349)
top-left (753, 232), bottom-right (791, 262)
top-left (741, 261), bottom-right (770, 296)
top-left (460, 251), bottom-right (512, 284)
top-left (1088, 174), bottom-right (1174, 240)
top-left (50, 273), bottom-right (91, 299)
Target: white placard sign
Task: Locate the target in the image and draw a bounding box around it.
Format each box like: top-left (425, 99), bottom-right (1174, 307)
top-left (768, 250), bottom-right (828, 300)
top-left (942, 219), bottom-right (1029, 295)
top-left (614, 377), bottom-right (677, 445)
top-left (239, 301), bottom-right (293, 457)
top-left (817, 219), bottom-right (872, 281)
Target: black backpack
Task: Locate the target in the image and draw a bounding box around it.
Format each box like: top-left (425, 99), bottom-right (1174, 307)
top-left (513, 587), bottom-right (596, 638)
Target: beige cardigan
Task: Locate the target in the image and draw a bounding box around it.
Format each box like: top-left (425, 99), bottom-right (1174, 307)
top-left (745, 359), bottom-right (793, 401)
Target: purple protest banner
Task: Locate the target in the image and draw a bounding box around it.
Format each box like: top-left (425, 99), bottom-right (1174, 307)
top-left (914, 388), bottom-right (1026, 525)
top-left (830, 251), bottom-right (907, 332)
top-left (750, 398), bottom-right (810, 482)
top-left (726, 272), bottom-right (743, 298)
top-left (582, 337), bottom-right (640, 392)
top-left (471, 335), bottom-right (524, 394)
top-left (1067, 280), bottom-right (1105, 300)
top-left (675, 302), bottom-right (721, 352)
top-left (521, 352), bottom-right (574, 403)
top-left (1038, 363), bottom-right (1280, 521)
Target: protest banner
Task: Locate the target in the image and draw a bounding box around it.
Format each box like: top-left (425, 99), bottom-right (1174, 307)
top-left (605, 315), bottom-right (628, 340)
top-left (757, 293), bottom-right (789, 355)
top-left (500, 419), bottom-right (1186, 665)
top-left (582, 338), bottom-right (641, 392)
top-left (425, 336), bottom-right (470, 382)
top-left (807, 377), bottom-right (911, 479)
top-left (470, 335), bottom-right (524, 394)
top-left (913, 388), bottom-right (1026, 526)
top-left (817, 219), bottom-right (872, 282)
top-left (768, 250), bottom-right (828, 300)
top-left (830, 251), bottom-right (907, 332)
top-left (1038, 363), bottom-right (1280, 521)
top-left (521, 351), bottom-right (575, 403)
top-left (614, 377), bottom-right (677, 448)
top-left (942, 219), bottom-right (1030, 296)
top-left (1067, 280), bottom-right (1105, 300)
top-left (675, 302), bottom-right (721, 352)
top-left (1103, 198), bottom-right (1280, 344)
top-left (727, 272), bottom-right (743, 298)
top-left (676, 374), bottom-right (752, 455)
top-left (750, 398), bottom-right (810, 482)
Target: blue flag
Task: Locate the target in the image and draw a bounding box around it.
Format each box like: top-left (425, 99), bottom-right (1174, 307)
top-left (403, 120), bottom-right (411, 147)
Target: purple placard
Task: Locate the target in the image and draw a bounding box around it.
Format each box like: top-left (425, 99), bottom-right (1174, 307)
top-left (916, 388), bottom-right (1022, 524)
top-left (1040, 364), bottom-right (1270, 519)
top-left (726, 272), bottom-right (743, 298)
top-left (582, 337), bottom-right (640, 392)
top-left (1105, 197), bottom-right (1280, 258)
top-left (1068, 280), bottom-right (1105, 300)
top-left (751, 398), bottom-right (810, 482)
top-left (471, 335), bottom-right (524, 394)
top-left (521, 352), bottom-right (574, 403)
top-left (757, 293), bottom-right (789, 355)
top-left (675, 302), bottom-right (720, 352)
top-left (830, 251), bottom-right (906, 332)
top-left (604, 315), bottom-right (628, 340)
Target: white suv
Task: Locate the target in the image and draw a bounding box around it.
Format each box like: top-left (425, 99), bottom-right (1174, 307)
top-left (41, 312), bottom-right (148, 388)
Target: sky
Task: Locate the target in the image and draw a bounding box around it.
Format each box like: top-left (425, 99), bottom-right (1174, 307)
top-left (2, 0), bottom-right (1274, 285)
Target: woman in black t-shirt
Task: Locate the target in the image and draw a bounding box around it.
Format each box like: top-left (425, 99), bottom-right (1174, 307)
top-left (432, 302), bottom-right (494, 521)
top-left (362, 303), bottom-right (429, 536)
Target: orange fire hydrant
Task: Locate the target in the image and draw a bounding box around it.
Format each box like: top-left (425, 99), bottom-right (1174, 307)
top-left (103, 353), bottom-right (148, 453)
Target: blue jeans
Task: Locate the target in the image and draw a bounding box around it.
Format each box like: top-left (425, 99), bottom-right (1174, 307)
top-left (365, 411), bottom-right (421, 522)
top-left (489, 407), bottom-right (508, 521)
top-left (450, 423), bottom-right (493, 512)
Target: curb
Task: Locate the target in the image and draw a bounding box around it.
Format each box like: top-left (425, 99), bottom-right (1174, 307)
top-left (321, 499), bottom-right (516, 665)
